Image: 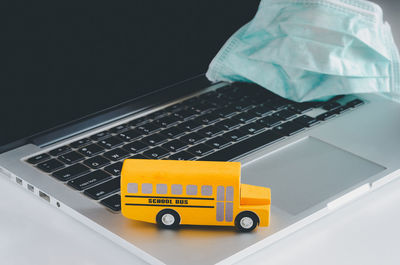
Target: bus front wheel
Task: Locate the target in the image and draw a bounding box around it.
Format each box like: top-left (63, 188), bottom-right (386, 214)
top-left (235, 211), bottom-right (259, 232)
top-left (156, 209), bottom-right (180, 229)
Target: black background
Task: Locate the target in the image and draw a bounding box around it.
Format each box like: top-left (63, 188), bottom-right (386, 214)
top-left (1, 1), bottom-right (259, 146)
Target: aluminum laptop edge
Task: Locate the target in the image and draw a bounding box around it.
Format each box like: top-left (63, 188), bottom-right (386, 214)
top-left (1, 1), bottom-right (400, 265)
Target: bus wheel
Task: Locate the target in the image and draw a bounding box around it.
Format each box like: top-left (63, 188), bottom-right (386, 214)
top-left (235, 211), bottom-right (259, 232)
top-left (156, 209), bottom-right (180, 229)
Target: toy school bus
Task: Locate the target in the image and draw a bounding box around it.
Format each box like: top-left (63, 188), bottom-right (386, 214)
top-left (120, 159), bottom-right (271, 232)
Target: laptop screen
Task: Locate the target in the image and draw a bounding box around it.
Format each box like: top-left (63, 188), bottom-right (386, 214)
top-left (1, 1), bottom-right (258, 147)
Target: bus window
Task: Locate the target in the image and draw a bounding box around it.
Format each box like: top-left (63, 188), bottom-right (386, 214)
top-left (201, 185), bottom-right (212, 196)
top-left (186, 185), bottom-right (197, 195)
top-left (216, 202), bottom-right (224, 222)
top-left (217, 186), bottom-right (224, 201)
top-left (225, 202), bottom-right (233, 222)
top-left (157, 184), bottom-right (167, 194)
top-left (226, 186), bottom-right (234, 201)
top-left (216, 186), bottom-right (225, 222)
top-left (142, 183), bottom-right (152, 194)
top-left (171, 184), bottom-right (182, 195)
top-left (127, 183), bottom-right (138, 194)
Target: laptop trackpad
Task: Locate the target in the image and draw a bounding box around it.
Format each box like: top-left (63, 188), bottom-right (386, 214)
top-left (241, 137), bottom-right (385, 215)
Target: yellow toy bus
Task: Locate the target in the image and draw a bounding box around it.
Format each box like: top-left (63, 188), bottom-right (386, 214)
top-left (120, 159), bottom-right (271, 232)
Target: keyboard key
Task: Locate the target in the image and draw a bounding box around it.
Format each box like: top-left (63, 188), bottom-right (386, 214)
top-left (68, 170), bottom-right (111, 191)
top-left (316, 110), bottom-right (338, 121)
top-left (173, 109), bottom-right (198, 120)
top-left (128, 116), bottom-right (149, 127)
top-left (250, 105), bottom-right (274, 116)
top-left (49, 145), bottom-right (71, 156)
top-left (90, 131), bottom-right (110, 141)
top-left (189, 102), bottom-right (215, 113)
top-left (197, 113), bottom-right (220, 125)
top-left (70, 138), bottom-right (91, 148)
top-left (200, 130), bottom-right (283, 161)
top-left (197, 125), bottom-right (225, 137)
top-left (136, 123), bottom-right (160, 134)
top-left (187, 144), bottom-right (214, 156)
top-left (289, 103), bottom-right (314, 114)
top-left (37, 159), bottom-right (64, 173)
top-left (273, 121), bottom-right (306, 136)
top-left (104, 162), bottom-right (123, 176)
top-left (217, 106), bottom-right (237, 118)
top-left (223, 129), bottom-right (248, 142)
top-left (141, 133), bottom-right (168, 146)
top-left (123, 141), bottom-right (148, 153)
top-left (84, 177), bottom-right (120, 200)
top-left (226, 87), bottom-right (248, 100)
top-left (336, 104), bottom-right (353, 113)
top-left (267, 99), bottom-right (291, 110)
top-left (103, 148), bottom-right (130, 161)
top-left (216, 84), bottom-right (236, 94)
top-left (117, 129), bottom-right (142, 142)
top-left (293, 115), bottom-right (319, 127)
top-left (322, 102), bottom-right (341, 111)
top-left (215, 119), bottom-right (240, 130)
top-left (206, 94), bottom-right (230, 106)
top-left (98, 136), bottom-right (124, 149)
top-left (233, 100), bottom-right (254, 111)
top-left (154, 116), bottom-right (179, 127)
top-left (179, 132), bottom-right (205, 145)
top-left (162, 139), bottom-right (187, 152)
top-left (52, 163), bottom-right (90, 181)
top-left (240, 122), bottom-right (266, 134)
top-left (109, 124), bottom-right (129, 134)
top-left (129, 154), bottom-right (148, 159)
top-left (58, 151), bottom-right (84, 164)
top-left (100, 194), bottom-right (121, 211)
top-left (258, 115), bottom-right (282, 127)
top-left (204, 136), bottom-right (230, 149)
top-left (161, 126), bottom-right (187, 138)
top-left (78, 144), bottom-right (104, 157)
top-left (27, 153), bottom-right (50, 164)
top-left (272, 109), bottom-right (297, 121)
top-left (346, 98), bottom-right (364, 108)
top-left (198, 90), bottom-right (217, 101)
top-left (232, 112), bottom-right (258, 123)
top-left (168, 151), bottom-right (196, 160)
top-left (143, 147), bottom-right (170, 159)
top-left (180, 119), bottom-right (203, 131)
top-left (83, 155), bottom-right (110, 169)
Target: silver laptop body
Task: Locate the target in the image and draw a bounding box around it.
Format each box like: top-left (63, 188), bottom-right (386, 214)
top-left (1, 88), bottom-right (400, 265)
top-left (1, 0), bottom-right (400, 264)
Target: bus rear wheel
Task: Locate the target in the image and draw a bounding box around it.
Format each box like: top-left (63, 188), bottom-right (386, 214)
top-left (156, 209), bottom-right (180, 229)
top-left (235, 211), bottom-right (259, 232)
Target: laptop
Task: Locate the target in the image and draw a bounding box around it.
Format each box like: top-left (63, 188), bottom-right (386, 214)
top-left (1, 1), bottom-right (400, 264)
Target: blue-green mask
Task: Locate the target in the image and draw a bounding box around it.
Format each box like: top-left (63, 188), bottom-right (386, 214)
top-left (206, 0), bottom-right (400, 102)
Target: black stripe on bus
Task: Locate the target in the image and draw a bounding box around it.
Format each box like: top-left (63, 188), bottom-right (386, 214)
top-left (125, 203), bottom-right (214, 208)
top-left (125, 195), bottom-right (214, 200)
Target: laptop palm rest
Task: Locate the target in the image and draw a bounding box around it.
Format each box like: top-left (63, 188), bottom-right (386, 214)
top-left (241, 137), bottom-right (385, 215)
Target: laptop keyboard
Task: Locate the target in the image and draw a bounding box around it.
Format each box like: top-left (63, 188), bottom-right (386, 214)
top-left (26, 83), bottom-right (365, 212)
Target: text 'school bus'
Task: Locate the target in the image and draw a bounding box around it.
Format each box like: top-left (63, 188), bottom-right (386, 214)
top-left (120, 159), bottom-right (271, 232)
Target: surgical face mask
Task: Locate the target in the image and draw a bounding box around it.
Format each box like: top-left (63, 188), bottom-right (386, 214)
top-left (206, 0), bottom-right (400, 102)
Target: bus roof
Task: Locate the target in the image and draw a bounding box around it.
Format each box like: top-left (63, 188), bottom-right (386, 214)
top-left (121, 159), bottom-right (241, 186)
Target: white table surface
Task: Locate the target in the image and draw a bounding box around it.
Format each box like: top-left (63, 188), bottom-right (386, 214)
top-left (1, 173), bottom-right (400, 265)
